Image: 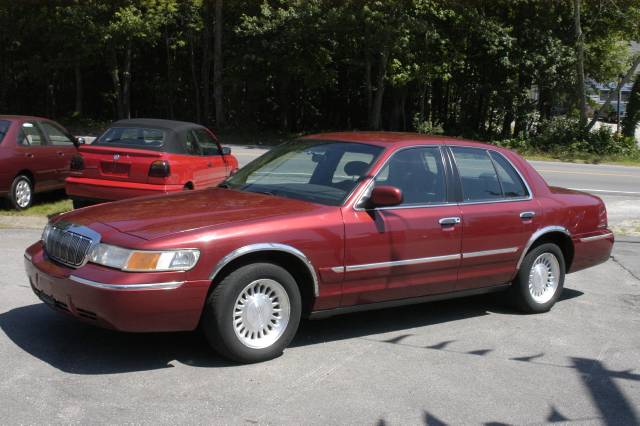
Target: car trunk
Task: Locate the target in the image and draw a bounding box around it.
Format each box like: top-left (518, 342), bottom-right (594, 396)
top-left (78, 145), bottom-right (163, 184)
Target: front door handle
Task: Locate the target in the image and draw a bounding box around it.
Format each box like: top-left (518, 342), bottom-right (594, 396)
top-left (25, 153), bottom-right (34, 159)
top-left (57, 151), bottom-right (65, 157)
top-left (439, 217), bottom-right (461, 226)
top-left (520, 211), bottom-right (536, 220)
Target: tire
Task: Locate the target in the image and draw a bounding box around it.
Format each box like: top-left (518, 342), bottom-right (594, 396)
top-left (509, 243), bottom-right (565, 313)
top-left (9, 175), bottom-right (33, 210)
top-left (72, 199), bottom-right (92, 209)
top-left (202, 262), bottom-right (302, 363)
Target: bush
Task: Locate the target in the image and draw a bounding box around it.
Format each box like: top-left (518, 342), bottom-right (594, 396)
top-left (494, 116), bottom-right (640, 160)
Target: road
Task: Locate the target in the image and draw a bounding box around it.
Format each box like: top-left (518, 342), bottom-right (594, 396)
top-left (1, 229), bottom-right (638, 424)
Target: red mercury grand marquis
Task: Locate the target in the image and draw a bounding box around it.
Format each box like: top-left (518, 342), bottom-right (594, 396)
top-left (24, 133), bottom-right (614, 363)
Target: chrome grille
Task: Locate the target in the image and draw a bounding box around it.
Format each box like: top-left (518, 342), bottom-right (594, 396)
top-left (44, 223), bottom-right (97, 268)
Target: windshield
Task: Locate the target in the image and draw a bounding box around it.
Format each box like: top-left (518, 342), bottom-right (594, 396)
top-left (94, 127), bottom-right (166, 151)
top-left (223, 139), bottom-right (383, 206)
top-left (0, 120), bottom-right (10, 145)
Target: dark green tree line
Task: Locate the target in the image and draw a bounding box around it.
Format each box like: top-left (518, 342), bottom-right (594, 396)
top-left (0, 0), bottom-right (638, 140)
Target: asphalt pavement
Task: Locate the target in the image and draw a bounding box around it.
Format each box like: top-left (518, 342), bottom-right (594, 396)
top-left (0, 229), bottom-right (638, 424)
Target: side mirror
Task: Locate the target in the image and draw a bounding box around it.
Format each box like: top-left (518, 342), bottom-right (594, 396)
top-left (221, 146), bottom-right (231, 156)
top-left (368, 185), bottom-right (403, 208)
top-left (74, 137), bottom-right (86, 147)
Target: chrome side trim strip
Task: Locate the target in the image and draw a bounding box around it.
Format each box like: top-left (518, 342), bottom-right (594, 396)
top-left (24, 252), bottom-right (32, 262)
top-left (463, 247), bottom-right (519, 258)
top-left (516, 226), bottom-right (571, 270)
top-left (338, 254), bottom-right (461, 273)
top-left (579, 232), bottom-right (613, 243)
top-left (69, 275), bottom-right (184, 291)
top-left (209, 243), bottom-right (319, 297)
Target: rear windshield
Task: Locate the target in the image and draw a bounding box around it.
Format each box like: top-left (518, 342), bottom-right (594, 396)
top-left (0, 120), bottom-right (10, 144)
top-left (93, 127), bottom-right (166, 151)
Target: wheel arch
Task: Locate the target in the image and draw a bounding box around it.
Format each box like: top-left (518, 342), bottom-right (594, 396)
top-left (15, 169), bottom-right (34, 185)
top-left (517, 226), bottom-right (574, 272)
top-left (208, 243), bottom-right (319, 315)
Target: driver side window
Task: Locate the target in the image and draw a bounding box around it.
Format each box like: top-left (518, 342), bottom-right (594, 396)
top-left (374, 147), bottom-right (447, 206)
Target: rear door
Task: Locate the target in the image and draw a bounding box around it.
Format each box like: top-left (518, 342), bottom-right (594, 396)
top-left (15, 121), bottom-right (59, 190)
top-left (448, 146), bottom-right (540, 290)
top-left (38, 121), bottom-right (77, 185)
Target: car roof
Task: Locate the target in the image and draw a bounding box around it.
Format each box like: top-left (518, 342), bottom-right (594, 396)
top-left (111, 118), bottom-right (204, 132)
top-left (304, 132), bottom-right (495, 149)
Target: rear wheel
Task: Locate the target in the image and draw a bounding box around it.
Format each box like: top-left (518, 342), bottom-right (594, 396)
top-left (509, 243), bottom-right (565, 313)
top-left (10, 175), bottom-right (33, 210)
top-left (201, 262), bottom-right (301, 363)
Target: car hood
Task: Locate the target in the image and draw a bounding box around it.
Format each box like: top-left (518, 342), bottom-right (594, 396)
top-left (59, 188), bottom-right (323, 240)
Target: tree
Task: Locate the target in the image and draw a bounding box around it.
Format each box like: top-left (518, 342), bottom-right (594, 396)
top-left (623, 72), bottom-right (640, 138)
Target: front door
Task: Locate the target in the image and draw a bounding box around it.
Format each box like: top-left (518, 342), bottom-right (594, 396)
top-left (193, 128), bottom-right (228, 186)
top-left (448, 146), bottom-right (540, 290)
top-left (340, 146), bottom-right (462, 306)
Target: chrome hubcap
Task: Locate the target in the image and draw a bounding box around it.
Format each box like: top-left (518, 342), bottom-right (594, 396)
top-left (233, 279), bottom-right (290, 349)
top-left (15, 180), bottom-right (31, 208)
top-left (528, 252), bottom-right (560, 304)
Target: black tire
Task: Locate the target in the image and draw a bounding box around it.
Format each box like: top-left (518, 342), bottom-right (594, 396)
top-left (509, 243), bottom-right (565, 313)
top-left (9, 175), bottom-right (33, 210)
top-left (202, 262), bottom-right (302, 363)
top-left (72, 199), bottom-right (92, 209)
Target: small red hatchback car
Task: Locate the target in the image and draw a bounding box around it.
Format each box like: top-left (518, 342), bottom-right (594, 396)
top-left (25, 133), bottom-right (614, 363)
top-left (0, 115), bottom-right (78, 210)
top-left (65, 118), bottom-right (238, 208)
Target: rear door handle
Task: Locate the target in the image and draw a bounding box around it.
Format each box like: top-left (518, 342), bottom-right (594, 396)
top-left (57, 151), bottom-right (65, 157)
top-left (25, 153), bottom-right (34, 159)
top-left (439, 217), bottom-right (461, 226)
top-left (520, 211), bottom-right (536, 220)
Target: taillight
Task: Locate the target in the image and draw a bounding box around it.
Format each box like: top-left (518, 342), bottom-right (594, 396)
top-left (70, 154), bottom-right (84, 171)
top-left (598, 203), bottom-right (608, 229)
top-left (149, 160), bottom-right (170, 178)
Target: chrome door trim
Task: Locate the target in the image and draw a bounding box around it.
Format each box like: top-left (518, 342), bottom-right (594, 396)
top-left (209, 243), bottom-right (319, 297)
top-left (579, 232), bottom-right (613, 242)
top-left (69, 275), bottom-right (184, 291)
top-left (333, 253), bottom-right (461, 273)
top-left (516, 226), bottom-right (571, 270)
top-left (520, 211), bottom-right (536, 220)
top-left (463, 247), bottom-right (519, 258)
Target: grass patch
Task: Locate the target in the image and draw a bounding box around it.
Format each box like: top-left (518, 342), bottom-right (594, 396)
top-left (0, 190), bottom-right (72, 218)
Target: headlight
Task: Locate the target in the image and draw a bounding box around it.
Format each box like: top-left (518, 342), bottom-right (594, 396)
top-left (41, 223), bottom-right (52, 243)
top-left (88, 244), bottom-right (200, 272)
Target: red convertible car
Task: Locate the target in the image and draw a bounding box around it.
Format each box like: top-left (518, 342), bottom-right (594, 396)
top-left (65, 118), bottom-right (238, 208)
top-left (0, 115), bottom-right (78, 210)
top-left (25, 133), bottom-right (613, 363)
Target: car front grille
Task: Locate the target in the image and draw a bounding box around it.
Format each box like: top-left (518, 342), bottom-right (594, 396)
top-left (43, 223), bottom-right (98, 268)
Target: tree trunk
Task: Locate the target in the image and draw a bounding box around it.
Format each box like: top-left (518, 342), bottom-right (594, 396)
top-left (189, 31), bottom-right (202, 123)
top-left (622, 73), bottom-right (640, 138)
top-left (365, 55), bottom-right (372, 115)
top-left (109, 49), bottom-right (124, 119)
top-left (501, 110), bottom-right (514, 139)
top-left (166, 32), bottom-right (174, 119)
top-left (201, 14), bottom-right (211, 124)
top-left (574, 0), bottom-right (587, 127)
top-left (122, 42), bottom-right (132, 119)
top-left (369, 49), bottom-right (389, 130)
top-left (213, 0), bottom-right (224, 127)
top-left (74, 63), bottom-right (82, 116)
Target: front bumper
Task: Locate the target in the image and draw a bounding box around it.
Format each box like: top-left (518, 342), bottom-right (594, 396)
top-left (24, 241), bottom-right (210, 332)
top-left (65, 176), bottom-right (184, 201)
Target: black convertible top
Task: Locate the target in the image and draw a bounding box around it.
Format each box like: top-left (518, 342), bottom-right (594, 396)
top-left (95, 118), bottom-right (217, 154)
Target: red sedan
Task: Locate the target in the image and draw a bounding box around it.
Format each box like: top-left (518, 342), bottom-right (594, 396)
top-left (0, 115), bottom-right (78, 210)
top-left (25, 133), bottom-right (613, 363)
top-left (65, 118), bottom-right (238, 208)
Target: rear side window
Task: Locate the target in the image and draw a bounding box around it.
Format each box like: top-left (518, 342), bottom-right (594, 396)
top-left (40, 122), bottom-right (74, 146)
top-left (18, 122), bottom-right (45, 147)
top-left (94, 127), bottom-right (166, 151)
top-left (451, 147), bottom-right (502, 202)
top-left (489, 152), bottom-right (529, 198)
top-left (375, 147), bottom-right (447, 205)
top-left (0, 120), bottom-right (10, 144)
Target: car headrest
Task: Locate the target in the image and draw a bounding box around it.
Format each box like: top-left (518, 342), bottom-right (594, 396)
top-left (344, 160), bottom-right (369, 177)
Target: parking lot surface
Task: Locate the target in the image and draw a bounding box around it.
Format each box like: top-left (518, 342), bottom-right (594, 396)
top-left (1, 228), bottom-right (638, 425)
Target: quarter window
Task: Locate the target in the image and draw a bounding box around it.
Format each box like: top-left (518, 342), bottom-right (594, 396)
top-left (489, 152), bottom-right (529, 198)
top-left (450, 147), bottom-right (502, 202)
top-left (374, 147), bottom-right (447, 205)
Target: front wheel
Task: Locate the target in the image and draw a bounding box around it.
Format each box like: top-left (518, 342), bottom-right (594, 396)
top-left (201, 262), bottom-right (302, 363)
top-left (509, 243), bottom-right (565, 313)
